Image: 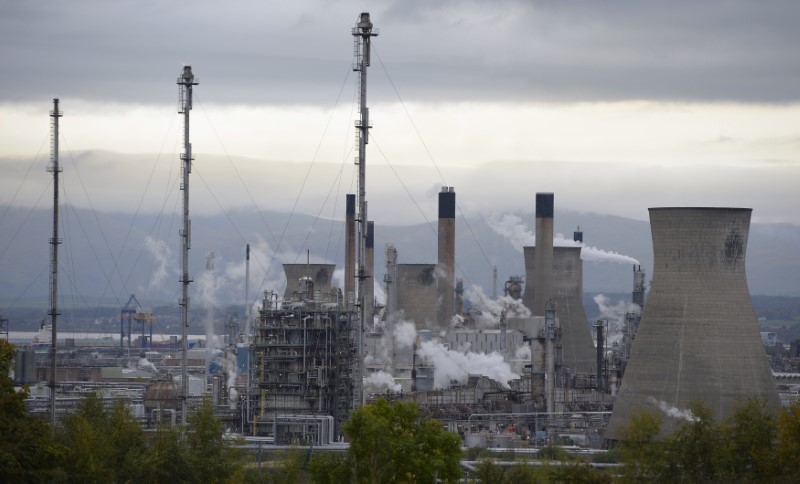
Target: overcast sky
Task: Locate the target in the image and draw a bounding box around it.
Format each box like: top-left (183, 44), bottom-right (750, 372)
top-left (1, 0), bottom-right (799, 227)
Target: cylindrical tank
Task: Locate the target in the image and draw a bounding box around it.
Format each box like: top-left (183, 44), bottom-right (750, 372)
top-left (605, 208), bottom-right (780, 440)
top-left (14, 350), bottom-right (36, 384)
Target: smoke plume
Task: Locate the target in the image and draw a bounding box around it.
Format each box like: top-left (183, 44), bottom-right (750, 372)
top-left (393, 320), bottom-right (417, 349)
top-left (143, 236), bottom-right (173, 290)
top-left (594, 294), bottom-right (639, 346)
top-left (648, 397), bottom-right (699, 422)
top-left (485, 213), bottom-right (639, 264)
top-left (417, 339), bottom-right (520, 389)
top-left (365, 370), bottom-right (402, 392)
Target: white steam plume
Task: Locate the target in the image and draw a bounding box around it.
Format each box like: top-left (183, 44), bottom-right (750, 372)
top-left (555, 233), bottom-right (640, 265)
top-left (143, 236), bottom-right (173, 290)
top-left (648, 397), bottom-right (699, 422)
top-left (514, 344), bottom-right (531, 360)
top-left (365, 371), bottom-right (402, 392)
top-left (594, 294), bottom-right (639, 346)
top-left (485, 213), bottom-right (639, 264)
top-left (464, 285), bottom-right (531, 328)
top-left (417, 340), bottom-right (520, 389)
top-left (393, 320), bottom-right (417, 349)
top-left (486, 213), bottom-right (535, 251)
top-left (223, 351), bottom-right (239, 410)
top-left (137, 357), bottom-right (158, 373)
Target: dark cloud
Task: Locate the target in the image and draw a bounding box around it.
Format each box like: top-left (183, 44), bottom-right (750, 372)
top-left (1, 0), bottom-right (799, 105)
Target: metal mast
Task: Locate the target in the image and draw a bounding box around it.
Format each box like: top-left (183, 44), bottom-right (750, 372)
top-left (352, 12), bottom-right (377, 408)
top-left (178, 66), bottom-right (197, 425)
top-left (47, 98), bottom-right (63, 426)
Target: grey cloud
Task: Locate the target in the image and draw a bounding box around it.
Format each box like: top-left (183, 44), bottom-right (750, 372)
top-left (1, 0), bottom-right (800, 104)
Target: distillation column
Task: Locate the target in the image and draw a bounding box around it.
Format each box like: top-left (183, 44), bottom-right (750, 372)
top-left (47, 98), bottom-right (63, 426)
top-left (352, 12), bottom-right (378, 407)
top-left (178, 66), bottom-right (198, 425)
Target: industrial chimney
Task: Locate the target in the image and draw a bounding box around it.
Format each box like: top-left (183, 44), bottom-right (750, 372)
top-left (532, 193), bottom-right (554, 316)
top-left (345, 194), bottom-right (356, 309)
top-left (632, 264), bottom-right (646, 309)
top-left (365, 220), bottom-right (375, 327)
top-left (437, 186), bottom-right (456, 326)
top-left (605, 208), bottom-right (780, 440)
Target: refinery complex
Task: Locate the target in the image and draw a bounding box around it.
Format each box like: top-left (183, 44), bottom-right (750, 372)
top-left (5, 12), bottom-right (797, 452)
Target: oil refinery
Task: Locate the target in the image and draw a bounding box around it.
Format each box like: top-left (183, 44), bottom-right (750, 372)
top-left (4, 11), bottom-right (797, 456)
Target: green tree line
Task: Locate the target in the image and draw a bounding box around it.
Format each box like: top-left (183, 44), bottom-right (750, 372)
top-left (3, 337), bottom-right (799, 483)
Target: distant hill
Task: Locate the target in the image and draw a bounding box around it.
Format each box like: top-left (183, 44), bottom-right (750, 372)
top-left (1, 205), bottom-right (798, 325)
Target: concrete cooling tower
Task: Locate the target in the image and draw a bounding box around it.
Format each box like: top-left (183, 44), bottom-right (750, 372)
top-left (282, 264), bottom-right (336, 300)
top-left (396, 264), bottom-right (438, 329)
top-left (605, 208), bottom-right (779, 440)
top-left (523, 246), bottom-right (596, 373)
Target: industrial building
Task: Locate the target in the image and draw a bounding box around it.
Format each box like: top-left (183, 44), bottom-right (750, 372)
top-left (249, 274), bottom-right (355, 444)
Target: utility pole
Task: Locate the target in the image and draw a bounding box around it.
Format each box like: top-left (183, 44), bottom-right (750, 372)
top-left (178, 66), bottom-right (197, 425)
top-left (47, 98), bottom-right (63, 427)
top-left (352, 12), bottom-right (377, 407)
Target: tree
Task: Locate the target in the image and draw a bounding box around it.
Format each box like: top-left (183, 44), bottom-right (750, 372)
top-left (186, 399), bottom-right (241, 482)
top-left (185, 398), bottom-right (243, 483)
top-left (718, 397), bottom-right (777, 480)
top-left (615, 409), bottom-right (665, 482)
top-left (663, 402), bottom-right (721, 482)
top-left (0, 340), bottom-right (61, 482)
top-left (57, 392), bottom-right (148, 483)
top-left (343, 399), bottom-right (463, 483)
top-left (141, 423), bottom-right (194, 483)
top-left (777, 399), bottom-right (800, 479)
top-left (308, 451), bottom-right (351, 484)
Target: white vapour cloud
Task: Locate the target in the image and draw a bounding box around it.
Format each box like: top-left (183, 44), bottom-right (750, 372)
top-left (463, 285), bottom-right (531, 328)
top-left (555, 233), bottom-right (640, 265)
top-left (143, 236), bottom-right (173, 290)
top-left (374, 280), bottom-right (386, 305)
top-left (594, 294), bottom-right (639, 347)
top-left (223, 352), bottom-right (239, 410)
top-left (364, 371), bottom-right (402, 393)
top-left (485, 213), bottom-right (639, 264)
top-left (648, 397), bottom-right (699, 422)
top-left (486, 213), bottom-right (536, 251)
top-left (137, 357), bottom-right (158, 373)
top-left (418, 340), bottom-right (520, 389)
top-left (514, 344), bottom-right (531, 360)
top-left (393, 320), bottom-right (417, 349)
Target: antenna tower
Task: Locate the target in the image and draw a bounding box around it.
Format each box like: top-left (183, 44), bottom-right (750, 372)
top-left (47, 98), bottom-right (63, 426)
top-left (178, 66), bottom-right (197, 425)
top-left (352, 12), bottom-right (378, 408)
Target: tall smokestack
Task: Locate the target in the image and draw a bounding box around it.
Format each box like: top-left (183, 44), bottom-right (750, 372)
top-left (345, 194), bottom-right (355, 309)
top-left (632, 264), bottom-right (646, 309)
top-left (385, 245), bottom-right (398, 317)
top-left (365, 221), bottom-right (374, 328)
top-left (605, 208), bottom-right (780, 440)
top-left (532, 193), bottom-right (554, 316)
top-left (244, 244), bottom-right (250, 340)
top-left (437, 187), bottom-right (456, 327)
